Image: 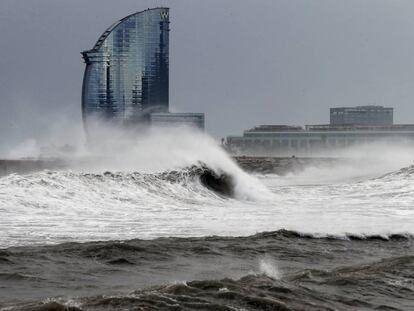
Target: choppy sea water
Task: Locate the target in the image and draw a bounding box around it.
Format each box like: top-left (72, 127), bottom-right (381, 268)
top-left (0, 157), bottom-right (413, 310)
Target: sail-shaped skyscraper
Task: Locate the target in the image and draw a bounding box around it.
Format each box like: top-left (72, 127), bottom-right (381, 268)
top-left (81, 8), bottom-right (170, 128)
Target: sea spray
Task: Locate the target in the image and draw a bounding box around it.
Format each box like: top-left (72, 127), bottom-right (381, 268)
top-left (1, 124), bottom-right (414, 248)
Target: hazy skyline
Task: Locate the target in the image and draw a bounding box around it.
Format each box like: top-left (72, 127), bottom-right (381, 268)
top-left (1, 0), bottom-right (414, 149)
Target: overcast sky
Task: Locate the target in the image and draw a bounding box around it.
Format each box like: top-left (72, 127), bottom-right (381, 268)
top-left (1, 0), bottom-right (414, 147)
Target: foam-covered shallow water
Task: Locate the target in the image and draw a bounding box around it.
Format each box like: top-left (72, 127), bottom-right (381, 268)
top-left (0, 159), bottom-right (414, 310)
top-left (0, 164), bottom-right (413, 248)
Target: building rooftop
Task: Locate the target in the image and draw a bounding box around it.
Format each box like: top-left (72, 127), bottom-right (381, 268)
top-left (82, 7), bottom-right (169, 54)
top-left (306, 124), bottom-right (414, 132)
top-left (245, 125), bottom-right (303, 133)
top-left (331, 105), bottom-right (392, 110)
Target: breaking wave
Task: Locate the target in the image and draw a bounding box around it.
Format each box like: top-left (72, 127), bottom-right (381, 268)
top-left (1, 162), bottom-right (414, 248)
top-left (378, 165), bottom-right (414, 180)
top-left (0, 161), bottom-right (270, 203)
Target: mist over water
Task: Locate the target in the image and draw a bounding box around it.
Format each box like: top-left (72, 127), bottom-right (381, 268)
top-left (0, 124), bottom-right (413, 248)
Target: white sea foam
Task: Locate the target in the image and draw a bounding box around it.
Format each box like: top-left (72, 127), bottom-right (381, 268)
top-left (0, 127), bottom-right (413, 248)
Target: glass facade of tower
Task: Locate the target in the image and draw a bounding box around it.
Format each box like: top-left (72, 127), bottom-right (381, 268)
top-left (81, 8), bottom-right (169, 127)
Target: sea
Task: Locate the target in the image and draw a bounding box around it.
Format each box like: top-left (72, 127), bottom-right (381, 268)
top-left (0, 129), bottom-right (413, 311)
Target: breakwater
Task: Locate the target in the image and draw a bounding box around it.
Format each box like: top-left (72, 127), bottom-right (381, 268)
top-left (234, 156), bottom-right (342, 175)
top-left (0, 159), bottom-right (66, 176)
top-left (0, 157), bottom-right (343, 177)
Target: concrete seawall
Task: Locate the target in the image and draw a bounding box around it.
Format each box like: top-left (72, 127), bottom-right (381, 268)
top-left (0, 159), bottom-right (66, 177)
top-left (0, 157), bottom-right (344, 177)
top-left (234, 156), bottom-right (343, 175)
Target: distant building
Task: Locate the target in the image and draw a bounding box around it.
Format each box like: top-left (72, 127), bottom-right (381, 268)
top-left (245, 125), bottom-right (303, 132)
top-left (150, 113), bottom-right (205, 130)
top-left (226, 107), bottom-right (414, 156)
top-left (81, 8), bottom-right (206, 133)
top-left (81, 8), bottom-right (170, 128)
top-left (330, 105), bottom-right (393, 126)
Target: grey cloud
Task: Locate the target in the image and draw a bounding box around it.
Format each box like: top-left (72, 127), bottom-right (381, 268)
top-left (1, 0), bottom-right (414, 146)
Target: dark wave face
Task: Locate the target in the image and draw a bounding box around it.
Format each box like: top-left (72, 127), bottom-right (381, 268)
top-left (1, 230), bottom-right (413, 311)
top-left (160, 163), bottom-right (235, 197)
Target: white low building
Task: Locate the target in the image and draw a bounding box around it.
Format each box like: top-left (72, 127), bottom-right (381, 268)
top-left (150, 113), bottom-right (205, 130)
